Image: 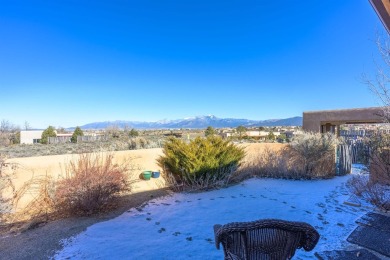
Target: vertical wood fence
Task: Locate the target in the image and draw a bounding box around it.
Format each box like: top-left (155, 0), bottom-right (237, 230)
top-left (336, 144), bottom-right (352, 175)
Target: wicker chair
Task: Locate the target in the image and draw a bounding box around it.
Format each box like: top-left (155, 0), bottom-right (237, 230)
top-left (214, 219), bottom-right (320, 260)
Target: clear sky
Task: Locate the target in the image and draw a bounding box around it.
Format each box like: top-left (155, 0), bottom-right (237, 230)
top-left (0, 0), bottom-right (387, 129)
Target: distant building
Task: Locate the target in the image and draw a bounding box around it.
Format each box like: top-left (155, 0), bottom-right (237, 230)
top-left (284, 130), bottom-right (303, 140)
top-left (220, 132), bottom-right (234, 139)
top-left (20, 130), bottom-right (74, 144)
top-left (246, 131), bottom-right (261, 137)
top-left (49, 133), bottom-right (72, 144)
top-left (20, 130), bottom-right (43, 144)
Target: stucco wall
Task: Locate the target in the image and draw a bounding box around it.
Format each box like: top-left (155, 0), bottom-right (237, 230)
top-left (20, 130), bottom-right (44, 144)
top-left (303, 107), bottom-right (384, 133)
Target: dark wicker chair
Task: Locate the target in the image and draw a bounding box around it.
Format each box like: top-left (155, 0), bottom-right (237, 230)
top-left (214, 219), bottom-right (320, 260)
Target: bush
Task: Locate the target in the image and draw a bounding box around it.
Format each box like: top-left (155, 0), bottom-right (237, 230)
top-left (71, 126), bottom-right (84, 143)
top-left (0, 154), bottom-right (16, 221)
top-left (158, 136), bottom-right (245, 190)
top-left (41, 126), bottom-right (57, 144)
top-left (365, 131), bottom-right (390, 185)
top-left (240, 132), bottom-right (339, 180)
top-left (347, 174), bottom-right (390, 211)
top-left (129, 129), bottom-right (139, 137)
top-left (55, 153), bottom-right (131, 215)
top-left (205, 126), bottom-right (216, 137)
top-left (288, 132), bottom-right (338, 179)
top-left (128, 137), bottom-right (149, 150)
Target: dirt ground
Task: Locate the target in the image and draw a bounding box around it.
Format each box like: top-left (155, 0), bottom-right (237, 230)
top-left (0, 143), bottom-right (285, 260)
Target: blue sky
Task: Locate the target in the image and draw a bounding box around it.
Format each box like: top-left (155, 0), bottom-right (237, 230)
top-left (0, 0), bottom-right (386, 128)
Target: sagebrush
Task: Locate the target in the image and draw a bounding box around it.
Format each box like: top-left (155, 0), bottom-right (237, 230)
top-left (158, 136), bottom-right (245, 190)
top-left (289, 132), bottom-right (338, 178)
top-left (241, 132), bottom-right (338, 180)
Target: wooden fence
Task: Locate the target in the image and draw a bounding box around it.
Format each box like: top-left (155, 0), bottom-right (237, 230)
top-left (77, 135), bottom-right (109, 142)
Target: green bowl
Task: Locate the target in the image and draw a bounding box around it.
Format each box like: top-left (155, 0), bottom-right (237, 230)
top-left (143, 171), bottom-right (152, 180)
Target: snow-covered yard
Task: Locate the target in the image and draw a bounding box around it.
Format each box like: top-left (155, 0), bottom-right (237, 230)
top-left (55, 165), bottom-right (369, 259)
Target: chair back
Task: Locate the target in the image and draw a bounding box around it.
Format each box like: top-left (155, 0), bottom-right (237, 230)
top-left (214, 219), bottom-right (319, 260)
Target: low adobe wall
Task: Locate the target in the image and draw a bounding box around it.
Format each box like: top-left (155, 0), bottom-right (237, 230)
top-left (5, 148), bottom-right (166, 212)
top-left (3, 143), bottom-right (281, 215)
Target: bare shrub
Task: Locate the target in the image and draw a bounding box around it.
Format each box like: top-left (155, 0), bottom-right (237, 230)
top-left (1, 154), bottom-right (57, 223)
top-left (347, 174), bottom-right (390, 211)
top-left (12, 173), bottom-right (56, 222)
top-left (55, 153), bottom-right (133, 215)
top-left (365, 182), bottom-right (390, 211)
top-left (0, 154), bottom-right (16, 221)
top-left (362, 34), bottom-right (390, 123)
top-left (346, 175), bottom-right (370, 197)
top-left (0, 119), bottom-right (20, 146)
top-left (365, 131), bottom-right (390, 185)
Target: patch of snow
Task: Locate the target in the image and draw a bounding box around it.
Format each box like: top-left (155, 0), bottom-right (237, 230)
top-left (55, 165), bottom-right (369, 259)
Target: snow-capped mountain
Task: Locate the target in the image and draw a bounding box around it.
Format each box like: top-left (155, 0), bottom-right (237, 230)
top-left (77, 115), bottom-right (302, 129)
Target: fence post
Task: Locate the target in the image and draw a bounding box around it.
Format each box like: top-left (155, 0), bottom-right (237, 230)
top-left (337, 144), bottom-right (352, 175)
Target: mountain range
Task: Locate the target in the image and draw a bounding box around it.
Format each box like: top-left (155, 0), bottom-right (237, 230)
top-left (76, 115), bottom-right (302, 130)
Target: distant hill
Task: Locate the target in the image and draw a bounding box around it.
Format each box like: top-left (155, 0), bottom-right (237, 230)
top-left (76, 115), bottom-right (302, 130)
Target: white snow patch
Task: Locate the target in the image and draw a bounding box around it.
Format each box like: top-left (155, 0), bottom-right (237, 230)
top-left (55, 165), bottom-right (369, 260)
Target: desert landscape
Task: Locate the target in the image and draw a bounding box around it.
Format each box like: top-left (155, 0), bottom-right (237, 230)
top-left (2, 1), bottom-right (390, 259)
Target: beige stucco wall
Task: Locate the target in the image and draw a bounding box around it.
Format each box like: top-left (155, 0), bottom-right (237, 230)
top-left (303, 107), bottom-right (384, 133)
top-left (3, 143), bottom-right (286, 213)
top-left (20, 130), bottom-right (44, 144)
top-left (6, 148), bottom-right (166, 211)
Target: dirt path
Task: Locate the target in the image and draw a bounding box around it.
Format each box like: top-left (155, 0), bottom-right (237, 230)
top-left (0, 188), bottom-right (171, 260)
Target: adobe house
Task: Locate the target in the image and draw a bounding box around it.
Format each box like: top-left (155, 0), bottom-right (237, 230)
top-left (302, 107), bottom-right (384, 136)
top-left (370, 0), bottom-right (390, 33)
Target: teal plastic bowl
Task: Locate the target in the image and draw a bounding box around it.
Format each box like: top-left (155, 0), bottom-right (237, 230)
top-left (143, 171), bottom-right (152, 180)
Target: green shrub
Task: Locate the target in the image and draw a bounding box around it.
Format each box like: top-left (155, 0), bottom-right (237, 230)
top-left (158, 136), bottom-right (245, 190)
top-left (204, 126), bottom-right (216, 137)
top-left (41, 126), bottom-right (57, 144)
top-left (129, 128), bottom-right (139, 137)
top-left (71, 126), bottom-right (84, 143)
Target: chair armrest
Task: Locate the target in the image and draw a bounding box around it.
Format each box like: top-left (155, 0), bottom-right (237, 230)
top-left (213, 224), bottom-right (222, 249)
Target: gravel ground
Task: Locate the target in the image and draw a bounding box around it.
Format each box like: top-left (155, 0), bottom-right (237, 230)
top-left (0, 189), bottom-right (171, 260)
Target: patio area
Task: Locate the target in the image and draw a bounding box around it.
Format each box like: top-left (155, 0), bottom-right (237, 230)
top-left (52, 165), bottom-right (378, 259)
